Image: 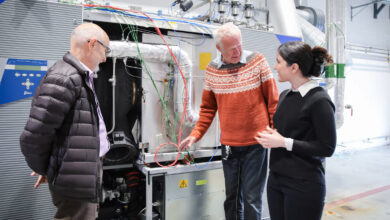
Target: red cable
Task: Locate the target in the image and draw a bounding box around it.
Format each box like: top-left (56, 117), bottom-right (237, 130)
top-left (84, 5), bottom-right (189, 167)
top-left (125, 171), bottom-right (140, 176)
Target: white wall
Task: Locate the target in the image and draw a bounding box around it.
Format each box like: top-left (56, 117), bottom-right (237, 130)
top-left (346, 0), bottom-right (390, 49)
top-left (306, 0), bottom-right (390, 144)
top-left (340, 54), bottom-right (390, 143)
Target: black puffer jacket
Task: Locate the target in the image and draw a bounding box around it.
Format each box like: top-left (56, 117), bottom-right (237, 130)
top-left (20, 52), bottom-right (101, 202)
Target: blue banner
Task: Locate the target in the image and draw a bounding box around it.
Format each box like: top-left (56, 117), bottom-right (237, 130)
top-left (0, 59), bottom-right (47, 105)
top-left (275, 34), bottom-right (302, 44)
top-left (0, 0), bottom-right (6, 4)
top-left (7, 58), bottom-right (47, 66)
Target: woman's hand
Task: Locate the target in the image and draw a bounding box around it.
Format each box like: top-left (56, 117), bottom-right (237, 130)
top-left (255, 126), bottom-right (285, 149)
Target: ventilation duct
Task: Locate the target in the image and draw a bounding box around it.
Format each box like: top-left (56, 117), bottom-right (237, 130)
top-left (297, 16), bottom-right (326, 48)
top-left (268, 0), bottom-right (302, 38)
top-left (296, 5), bottom-right (325, 32)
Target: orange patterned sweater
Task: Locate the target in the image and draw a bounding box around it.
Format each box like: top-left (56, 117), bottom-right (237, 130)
top-left (190, 52), bottom-right (279, 146)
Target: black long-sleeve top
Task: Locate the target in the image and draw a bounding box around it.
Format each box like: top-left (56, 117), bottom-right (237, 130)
top-left (270, 86), bottom-right (336, 184)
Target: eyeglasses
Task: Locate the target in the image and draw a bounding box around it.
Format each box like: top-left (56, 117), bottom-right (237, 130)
top-left (88, 39), bottom-right (111, 55)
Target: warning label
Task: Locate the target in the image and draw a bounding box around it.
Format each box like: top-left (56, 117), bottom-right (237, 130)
top-left (179, 179), bottom-right (188, 188)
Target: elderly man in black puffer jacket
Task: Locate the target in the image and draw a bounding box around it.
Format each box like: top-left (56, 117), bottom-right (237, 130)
top-left (20, 22), bottom-right (111, 220)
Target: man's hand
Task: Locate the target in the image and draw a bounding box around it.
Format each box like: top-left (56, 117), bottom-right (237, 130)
top-left (254, 126), bottom-right (285, 149)
top-left (30, 171), bottom-right (47, 189)
top-left (180, 136), bottom-right (196, 150)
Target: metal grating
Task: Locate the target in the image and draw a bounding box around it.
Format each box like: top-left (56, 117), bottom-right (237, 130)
top-left (241, 28), bottom-right (290, 91)
top-left (0, 99), bottom-right (58, 219)
top-left (0, 0), bottom-right (82, 60)
top-left (0, 1), bottom-right (82, 219)
top-left (241, 28), bottom-right (279, 68)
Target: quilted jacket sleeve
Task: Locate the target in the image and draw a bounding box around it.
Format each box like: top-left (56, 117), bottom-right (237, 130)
top-left (20, 64), bottom-right (77, 175)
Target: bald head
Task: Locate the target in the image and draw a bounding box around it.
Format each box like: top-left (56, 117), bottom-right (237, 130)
top-left (71, 23), bottom-right (108, 50)
top-left (70, 23), bottom-right (110, 71)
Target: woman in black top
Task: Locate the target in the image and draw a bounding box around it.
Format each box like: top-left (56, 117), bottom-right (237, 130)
top-left (255, 41), bottom-right (336, 220)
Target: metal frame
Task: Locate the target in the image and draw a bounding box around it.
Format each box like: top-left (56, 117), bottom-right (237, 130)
top-left (136, 160), bottom-right (223, 220)
top-left (140, 148), bottom-right (221, 164)
top-left (350, 0), bottom-right (388, 20)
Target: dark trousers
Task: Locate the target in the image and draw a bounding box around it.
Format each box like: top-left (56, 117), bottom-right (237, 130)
top-left (49, 193), bottom-right (98, 220)
top-left (221, 144), bottom-right (267, 220)
top-left (49, 160), bottom-right (102, 220)
top-left (267, 172), bottom-right (325, 220)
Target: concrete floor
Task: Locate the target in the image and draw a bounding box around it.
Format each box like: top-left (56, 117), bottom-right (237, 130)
top-left (322, 144), bottom-right (390, 220)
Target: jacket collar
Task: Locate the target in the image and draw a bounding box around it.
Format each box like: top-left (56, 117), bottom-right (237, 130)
top-left (63, 52), bottom-right (90, 76)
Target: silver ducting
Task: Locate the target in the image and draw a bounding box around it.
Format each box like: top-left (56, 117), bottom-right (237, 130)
top-left (108, 40), bottom-right (199, 125)
top-left (297, 16), bottom-right (326, 47)
top-left (294, 0), bottom-right (305, 6)
top-left (268, 0), bottom-right (303, 38)
top-left (296, 6), bottom-right (325, 32)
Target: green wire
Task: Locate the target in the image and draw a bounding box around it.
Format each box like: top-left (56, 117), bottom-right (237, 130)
top-left (172, 110), bottom-right (178, 142)
top-left (125, 22), bottom-right (171, 134)
top-left (102, 10), bottom-right (180, 144)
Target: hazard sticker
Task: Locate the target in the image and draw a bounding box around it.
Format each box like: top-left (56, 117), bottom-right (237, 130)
top-left (179, 179), bottom-right (188, 188)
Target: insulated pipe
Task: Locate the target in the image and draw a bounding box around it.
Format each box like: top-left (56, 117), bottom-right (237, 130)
top-left (327, 0), bottom-right (346, 129)
top-left (268, 0), bottom-right (302, 38)
top-left (209, 0), bottom-right (215, 22)
top-left (107, 41), bottom-right (199, 124)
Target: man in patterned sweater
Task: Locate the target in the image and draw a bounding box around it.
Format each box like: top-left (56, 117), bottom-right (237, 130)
top-left (180, 23), bottom-right (279, 220)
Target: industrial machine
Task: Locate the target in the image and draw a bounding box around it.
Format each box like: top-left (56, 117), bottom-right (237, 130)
top-left (0, 1), bottom-right (303, 219)
top-left (89, 13), bottom-right (225, 219)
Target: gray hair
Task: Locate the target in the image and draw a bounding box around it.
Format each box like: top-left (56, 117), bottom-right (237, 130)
top-left (214, 22), bottom-right (241, 48)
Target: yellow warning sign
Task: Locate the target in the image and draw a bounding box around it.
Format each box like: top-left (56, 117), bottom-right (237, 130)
top-left (179, 179), bottom-right (188, 188)
top-left (199, 52), bottom-right (212, 70)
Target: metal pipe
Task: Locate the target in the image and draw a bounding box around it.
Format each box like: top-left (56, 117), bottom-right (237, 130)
top-left (209, 0), bottom-right (215, 22)
top-left (351, 0), bottom-right (386, 9)
top-left (327, 0), bottom-right (346, 129)
top-left (346, 43), bottom-right (390, 58)
top-left (107, 57), bottom-right (117, 134)
top-left (108, 41), bottom-right (199, 125)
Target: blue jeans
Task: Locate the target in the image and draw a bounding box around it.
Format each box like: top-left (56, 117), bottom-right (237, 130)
top-left (221, 144), bottom-right (267, 220)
